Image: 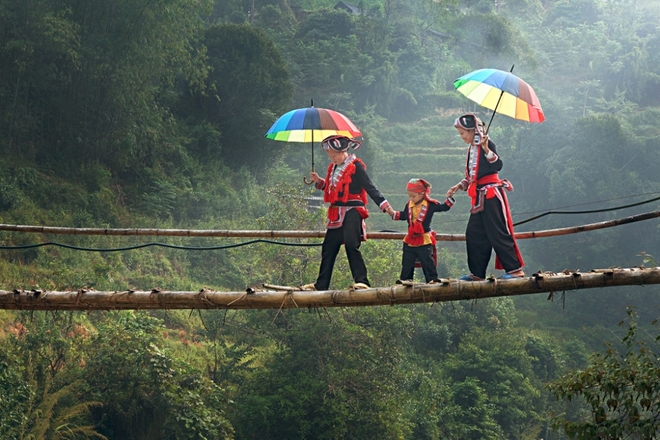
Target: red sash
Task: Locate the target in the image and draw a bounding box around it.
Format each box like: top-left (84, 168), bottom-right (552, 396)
top-left (467, 173), bottom-right (501, 207)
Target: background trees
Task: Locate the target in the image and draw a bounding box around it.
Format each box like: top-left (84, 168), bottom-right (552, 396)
top-left (178, 23), bottom-right (293, 170)
top-left (0, 0), bottom-right (659, 438)
top-left (548, 308), bottom-right (660, 439)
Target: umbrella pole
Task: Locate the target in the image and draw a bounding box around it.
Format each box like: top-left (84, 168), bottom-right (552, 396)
top-left (303, 129), bottom-right (315, 185)
top-left (303, 99), bottom-right (316, 185)
top-left (485, 64), bottom-right (515, 134)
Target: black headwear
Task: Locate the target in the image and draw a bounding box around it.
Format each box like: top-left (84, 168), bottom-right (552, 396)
top-left (454, 114), bottom-right (477, 130)
top-left (321, 135), bottom-right (362, 152)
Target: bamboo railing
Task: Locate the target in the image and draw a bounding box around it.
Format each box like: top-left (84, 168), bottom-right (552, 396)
top-left (0, 210), bottom-right (658, 241)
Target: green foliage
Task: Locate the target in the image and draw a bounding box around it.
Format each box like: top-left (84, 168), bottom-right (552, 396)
top-left (445, 328), bottom-right (544, 438)
top-left (83, 311), bottom-right (233, 439)
top-left (0, 355), bottom-right (31, 439)
top-left (0, 312), bottom-right (106, 440)
top-left (547, 307), bottom-right (660, 439)
top-left (231, 308), bottom-right (415, 440)
top-left (451, 12), bottom-right (537, 69)
top-left (0, 1), bottom-right (659, 439)
top-left (0, 0), bottom-right (212, 173)
top-left (180, 23), bottom-right (293, 170)
top-left (543, 0), bottom-right (603, 28)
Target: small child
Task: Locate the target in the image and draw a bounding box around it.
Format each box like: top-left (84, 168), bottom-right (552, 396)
top-left (392, 178), bottom-right (454, 284)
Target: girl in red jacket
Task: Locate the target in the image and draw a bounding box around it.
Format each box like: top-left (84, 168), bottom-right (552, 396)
top-left (392, 178), bottom-right (454, 284)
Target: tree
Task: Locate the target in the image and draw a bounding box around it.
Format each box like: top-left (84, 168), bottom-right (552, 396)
top-left (231, 307), bottom-right (415, 439)
top-left (180, 23), bottom-right (293, 170)
top-left (547, 307), bottom-right (660, 439)
top-left (0, 355), bottom-right (31, 439)
top-left (0, 312), bottom-right (106, 440)
top-left (0, 0), bottom-right (212, 172)
top-left (83, 311), bottom-right (233, 439)
top-left (445, 327), bottom-right (545, 438)
top-left (543, 0), bottom-right (602, 28)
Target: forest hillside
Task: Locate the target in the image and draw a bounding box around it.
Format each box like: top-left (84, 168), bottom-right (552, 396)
top-left (0, 0), bottom-right (660, 438)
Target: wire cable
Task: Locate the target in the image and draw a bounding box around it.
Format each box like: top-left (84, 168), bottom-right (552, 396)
top-left (431, 192), bottom-right (660, 226)
top-left (1, 194), bottom-right (659, 252)
top-left (0, 239), bottom-right (322, 252)
top-left (513, 195), bottom-right (660, 226)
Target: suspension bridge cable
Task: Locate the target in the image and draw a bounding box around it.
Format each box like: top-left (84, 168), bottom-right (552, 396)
top-left (0, 239), bottom-right (322, 252)
top-left (0, 194), bottom-right (659, 252)
top-left (433, 192), bottom-right (660, 226)
top-left (513, 195), bottom-right (660, 226)
top-left (2, 210), bottom-right (660, 252)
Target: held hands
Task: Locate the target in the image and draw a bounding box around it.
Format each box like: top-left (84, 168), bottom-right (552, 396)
top-left (446, 184), bottom-right (460, 198)
top-left (381, 202), bottom-right (395, 217)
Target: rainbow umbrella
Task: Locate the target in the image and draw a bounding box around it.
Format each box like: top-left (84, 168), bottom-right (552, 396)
top-left (266, 101), bottom-right (361, 183)
top-left (454, 67), bottom-right (544, 130)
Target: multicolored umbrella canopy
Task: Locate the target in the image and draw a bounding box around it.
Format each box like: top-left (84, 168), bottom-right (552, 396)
top-left (265, 106), bottom-right (362, 142)
top-left (265, 104), bottom-right (362, 183)
top-left (454, 68), bottom-right (545, 123)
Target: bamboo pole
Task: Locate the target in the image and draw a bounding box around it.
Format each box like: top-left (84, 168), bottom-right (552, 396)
top-left (0, 210), bottom-right (658, 241)
top-left (1, 267), bottom-right (658, 311)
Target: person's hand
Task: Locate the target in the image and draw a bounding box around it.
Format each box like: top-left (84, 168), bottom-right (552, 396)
top-left (480, 134), bottom-right (490, 154)
top-left (385, 206), bottom-right (395, 216)
top-left (446, 185), bottom-right (460, 198)
top-left (309, 171), bottom-right (320, 183)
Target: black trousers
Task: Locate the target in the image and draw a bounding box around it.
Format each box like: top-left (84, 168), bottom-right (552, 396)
top-left (466, 192), bottom-right (522, 279)
top-left (315, 209), bottom-right (369, 290)
top-left (400, 243), bottom-right (438, 282)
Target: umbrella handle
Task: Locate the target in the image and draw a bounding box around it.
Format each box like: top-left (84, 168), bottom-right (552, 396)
top-left (303, 164), bottom-right (315, 185)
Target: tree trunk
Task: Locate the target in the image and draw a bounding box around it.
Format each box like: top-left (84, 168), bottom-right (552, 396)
top-left (1, 267), bottom-right (658, 311)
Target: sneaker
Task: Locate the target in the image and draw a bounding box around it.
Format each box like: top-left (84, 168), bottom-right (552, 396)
top-left (300, 283), bottom-right (317, 291)
top-left (352, 282), bottom-right (370, 290)
top-left (458, 274), bottom-right (484, 281)
top-left (499, 272), bottom-right (525, 280)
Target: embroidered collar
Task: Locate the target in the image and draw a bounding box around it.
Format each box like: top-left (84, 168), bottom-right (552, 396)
top-left (330, 154), bottom-right (357, 188)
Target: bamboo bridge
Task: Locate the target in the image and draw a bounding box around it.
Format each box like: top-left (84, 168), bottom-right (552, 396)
top-left (0, 210), bottom-right (658, 311)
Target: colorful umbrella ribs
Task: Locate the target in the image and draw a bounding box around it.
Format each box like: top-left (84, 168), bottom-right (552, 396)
top-left (265, 107), bottom-right (362, 143)
top-left (454, 68), bottom-right (545, 123)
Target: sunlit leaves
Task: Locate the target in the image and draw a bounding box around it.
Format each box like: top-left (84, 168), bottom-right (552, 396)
top-left (547, 307), bottom-right (660, 439)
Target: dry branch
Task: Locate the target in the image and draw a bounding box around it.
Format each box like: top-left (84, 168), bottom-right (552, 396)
top-left (1, 267), bottom-right (658, 311)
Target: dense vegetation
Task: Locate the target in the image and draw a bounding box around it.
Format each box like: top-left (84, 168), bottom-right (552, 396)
top-left (0, 0), bottom-right (659, 438)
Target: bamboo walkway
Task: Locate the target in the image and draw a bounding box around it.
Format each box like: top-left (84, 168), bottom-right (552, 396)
top-left (1, 267), bottom-right (658, 311)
